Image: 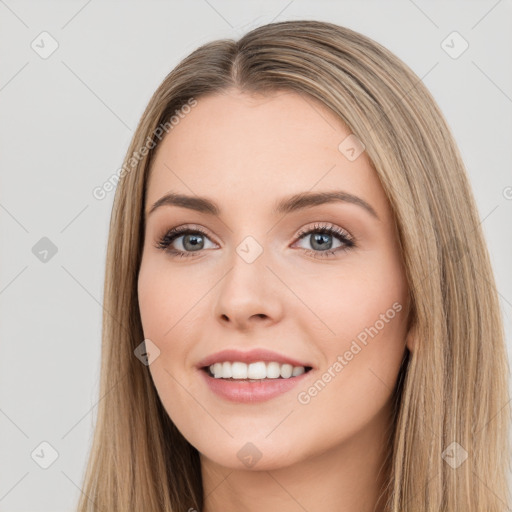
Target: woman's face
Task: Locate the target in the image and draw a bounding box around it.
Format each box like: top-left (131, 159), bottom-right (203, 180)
top-left (138, 88), bottom-right (412, 470)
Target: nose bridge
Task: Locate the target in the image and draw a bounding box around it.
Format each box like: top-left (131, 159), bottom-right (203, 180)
top-left (213, 229), bottom-right (283, 326)
top-left (223, 210), bottom-right (273, 268)
top-left (225, 232), bottom-right (271, 296)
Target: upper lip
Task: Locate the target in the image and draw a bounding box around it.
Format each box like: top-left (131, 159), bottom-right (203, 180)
top-left (196, 348), bottom-right (314, 370)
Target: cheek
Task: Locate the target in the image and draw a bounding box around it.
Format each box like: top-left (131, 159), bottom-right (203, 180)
top-left (292, 254), bottom-right (407, 343)
top-left (137, 256), bottom-right (197, 340)
top-left (137, 255), bottom-right (212, 379)
top-left (292, 310), bottom-right (406, 449)
top-left (292, 262), bottom-right (408, 429)
top-left (137, 268), bottom-right (169, 342)
top-left (137, 259), bottom-right (203, 414)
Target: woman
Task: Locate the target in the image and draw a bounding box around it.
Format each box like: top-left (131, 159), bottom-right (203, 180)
top-left (77, 20), bottom-right (511, 512)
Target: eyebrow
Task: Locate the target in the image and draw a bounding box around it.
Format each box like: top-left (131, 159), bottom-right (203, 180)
top-left (146, 190), bottom-right (379, 220)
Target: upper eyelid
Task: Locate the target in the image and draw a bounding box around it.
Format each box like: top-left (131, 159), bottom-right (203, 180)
top-left (296, 223), bottom-right (352, 239)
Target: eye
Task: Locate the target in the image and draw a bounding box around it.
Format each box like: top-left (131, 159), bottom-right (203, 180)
top-left (292, 223), bottom-right (356, 259)
top-left (154, 222), bottom-right (356, 259)
top-left (154, 225), bottom-right (217, 258)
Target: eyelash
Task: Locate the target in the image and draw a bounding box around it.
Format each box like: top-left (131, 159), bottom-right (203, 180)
top-left (154, 223), bottom-right (356, 260)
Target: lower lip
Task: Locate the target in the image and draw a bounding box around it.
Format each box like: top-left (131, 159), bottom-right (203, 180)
top-left (199, 368), bottom-right (312, 403)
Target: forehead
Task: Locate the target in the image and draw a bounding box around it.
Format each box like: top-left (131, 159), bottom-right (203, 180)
top-left (151, 88), bottom-right (350, 173)
top-left (146, 89), bottom-right (388, 219)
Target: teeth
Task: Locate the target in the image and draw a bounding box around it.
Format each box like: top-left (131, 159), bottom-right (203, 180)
top-left (208, 361), bottom-right (308, 380)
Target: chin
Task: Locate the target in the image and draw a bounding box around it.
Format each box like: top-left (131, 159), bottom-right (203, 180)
top-left (196, 435), bottom-right (305, 472)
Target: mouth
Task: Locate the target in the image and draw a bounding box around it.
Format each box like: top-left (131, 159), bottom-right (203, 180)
top-left (201, 363), bottom-right (314, 381)
top-left (199, 362), bottom-right (314, 403)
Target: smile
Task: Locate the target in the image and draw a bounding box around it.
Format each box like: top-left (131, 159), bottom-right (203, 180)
top-left (200, 363), bottom-right (313, 403)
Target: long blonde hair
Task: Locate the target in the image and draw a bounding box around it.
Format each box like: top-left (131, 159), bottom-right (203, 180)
top-left (78, 20), bottom-right (511, 511)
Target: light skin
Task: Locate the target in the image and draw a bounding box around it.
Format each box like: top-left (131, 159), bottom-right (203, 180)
top-left (137, 87), bottom-right (413, 512)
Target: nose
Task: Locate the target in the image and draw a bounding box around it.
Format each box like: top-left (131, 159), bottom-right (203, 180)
top-left (213, 244), bottom-right (284, 331)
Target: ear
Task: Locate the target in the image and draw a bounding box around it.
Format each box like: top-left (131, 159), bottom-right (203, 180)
top-left (404, 320), bottom-right (416, 352)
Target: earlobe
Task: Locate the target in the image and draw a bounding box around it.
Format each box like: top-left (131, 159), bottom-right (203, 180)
top-left (404, 321), bottom-right (416, 352)
top-left (405, 332), bottom-right (414, 352)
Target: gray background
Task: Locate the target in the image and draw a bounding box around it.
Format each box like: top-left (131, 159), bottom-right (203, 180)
top-left (1, 1), bottom-right (511, 510)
